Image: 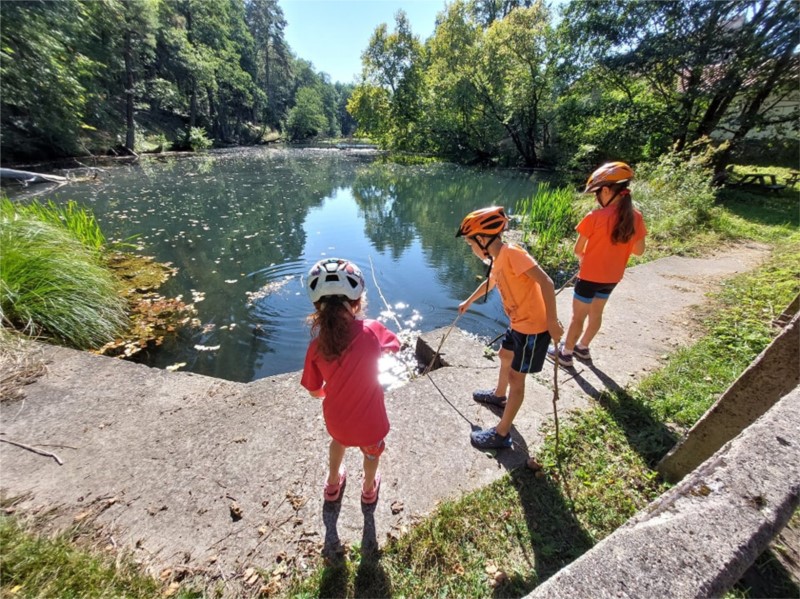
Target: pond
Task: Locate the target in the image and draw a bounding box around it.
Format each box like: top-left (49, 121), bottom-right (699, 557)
top-left (13, 148), bottom-right (554, 383)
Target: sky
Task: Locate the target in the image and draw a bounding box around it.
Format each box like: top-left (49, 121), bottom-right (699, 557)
top-left (281, 0), bottom-right (447, 84)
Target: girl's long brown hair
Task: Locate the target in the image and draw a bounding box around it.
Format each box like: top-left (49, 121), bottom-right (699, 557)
top-left (609, 183), bottom-right (635, 244)
top-left (308, 295), bottom-right (364, 360)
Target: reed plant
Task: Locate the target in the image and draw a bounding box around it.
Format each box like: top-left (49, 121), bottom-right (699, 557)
top-left (1, 197), bottom-right (106, 251)
top-left (0, 200), bottom-right (127, 349)
top-left (515, 183), bottom-right (579, 275)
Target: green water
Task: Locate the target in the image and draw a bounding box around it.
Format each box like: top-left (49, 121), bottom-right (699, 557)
top-left (16, 147), bottom-right (553, 382)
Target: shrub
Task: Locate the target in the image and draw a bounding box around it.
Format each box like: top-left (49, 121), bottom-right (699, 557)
top-left (186, 127), bottom-right (212, 151)
top-left (0, 200), bottom-right (127, 349)
top-left (633, 150), bottom-right (717, 243)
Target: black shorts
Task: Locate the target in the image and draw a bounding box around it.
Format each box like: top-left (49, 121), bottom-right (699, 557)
top-left (501, 328), bottom-right (551, 374)
top-left (574, 279), bottom-right (617, 304)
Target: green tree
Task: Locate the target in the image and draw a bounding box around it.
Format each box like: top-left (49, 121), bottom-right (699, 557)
top-left (423, 0), bottom-right (496, 160)
top-left (0, 0), bottom-right (99, 160)
top-left (246, 0), bottom-right (292, 130)
top-left (561, 0), bottom-right (800, 170)
top-left (286, 86), bottom-right (327, 140)
top-left (353, 11), bottom-right (426, 150)
top-left (480, 2), bottom-right (557, 165)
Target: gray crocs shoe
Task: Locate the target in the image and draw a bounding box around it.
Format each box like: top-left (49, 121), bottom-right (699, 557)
top-left (470, 427), bottom-right (513, 449)
top-left (472, 389), bottom-right (507, 407)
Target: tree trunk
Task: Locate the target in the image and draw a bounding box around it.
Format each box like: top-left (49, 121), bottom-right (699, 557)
top-left (124, 30), bottom-right (135, 153)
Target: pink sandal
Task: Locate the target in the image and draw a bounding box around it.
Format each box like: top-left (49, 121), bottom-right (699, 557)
top-left (323, 466), bottom-right (346, 502)
top-left (361, 472), bottom-right (381, 504)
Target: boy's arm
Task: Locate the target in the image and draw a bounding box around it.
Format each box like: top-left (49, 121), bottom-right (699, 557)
top-left (632, 237), bottom-right (645, 256)
top-left (458, 278), bottom-right (493, 313)
top-left (309, 388), bottom-right (325, 399)
top-left (524, 265), bottom-right (563, 343)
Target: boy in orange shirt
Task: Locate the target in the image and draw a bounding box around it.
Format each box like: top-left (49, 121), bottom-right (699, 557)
top-left (457, 207), bottom-right (563, 450)
top-left (549, 162), bottom-right (646, 367)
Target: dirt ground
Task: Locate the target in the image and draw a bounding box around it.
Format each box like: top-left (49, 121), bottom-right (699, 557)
top-left (0, 242), bottom-right (783, 595)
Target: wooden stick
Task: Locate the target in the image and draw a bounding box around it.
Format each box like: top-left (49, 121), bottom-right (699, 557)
top-left (0, 437), bottom-right (63, 465)
top-left (423, 312), bottom-right (462, 375)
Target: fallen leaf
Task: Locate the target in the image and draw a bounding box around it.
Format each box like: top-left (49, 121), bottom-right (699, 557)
top-left (244, 567), bottom-right (260, 585)
top-left (390, 500), bottom-right (404, 514)
top-left (230, 501), bottom-right (243, 521)
top-left (163, 581), bottom-right (180, 597)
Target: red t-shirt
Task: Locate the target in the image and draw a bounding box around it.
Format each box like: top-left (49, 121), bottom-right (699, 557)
top-left (490, 243), bottom-right (548, 335)
top-left (301, 319), bottom-right (400, 447)
top-left (576, 204), bottom-right (647, 284)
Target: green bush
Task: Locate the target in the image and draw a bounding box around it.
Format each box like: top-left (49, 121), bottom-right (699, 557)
top-left (633, 151), bottom-right (717, 244)
top-left (186, 126), bottom-right (212, 151)
top-left (0, 200), bottom-right (127, 349)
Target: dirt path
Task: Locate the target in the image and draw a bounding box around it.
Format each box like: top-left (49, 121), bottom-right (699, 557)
top-left (0, 243), bottom-right (769, 594)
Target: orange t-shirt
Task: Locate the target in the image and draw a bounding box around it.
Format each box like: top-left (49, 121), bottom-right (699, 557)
top-left (576, 204), bottom-right (647, 284)
top-left (489, 244), bottom-right (548, 335)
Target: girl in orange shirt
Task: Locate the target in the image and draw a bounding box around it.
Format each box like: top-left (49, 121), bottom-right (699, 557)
top-left (549, 162), bottom-right (647, 367)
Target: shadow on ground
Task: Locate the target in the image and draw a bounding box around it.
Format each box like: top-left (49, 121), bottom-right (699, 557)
top-left (318, 486), bottom-right (391, 598)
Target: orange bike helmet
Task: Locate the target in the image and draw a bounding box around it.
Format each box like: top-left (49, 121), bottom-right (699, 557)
top-left (455, 206), bottom-right (508, 238)
top-left (585, 161), bottom-right (634, 192)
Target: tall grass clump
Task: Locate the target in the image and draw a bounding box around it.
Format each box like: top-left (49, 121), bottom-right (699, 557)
top-left (633, 150), bottom-right (717, 245)
top-left (0, 198), bottom-right (127, 349)
top-left (8, 198), bottom-right (107, 250)
top-left (515, 183), bottom-right (579, 274)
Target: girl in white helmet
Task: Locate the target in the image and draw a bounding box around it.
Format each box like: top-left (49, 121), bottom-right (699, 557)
top-left (301, 257), bottom-right (399, 505)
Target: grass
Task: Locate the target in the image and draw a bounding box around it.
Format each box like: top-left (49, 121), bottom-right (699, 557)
top-left (0, 213), bottom-right (128, 349)
top-left (0, 516), bottom-right (160, 599)
top-left (2, 197), bottom-right (107, 251)
top-left (635, 241), bottom-right (800, 428)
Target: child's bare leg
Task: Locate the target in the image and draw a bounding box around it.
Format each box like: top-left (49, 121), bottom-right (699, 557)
top-left (496, 368), bottom-right (525, 436)
top-left (493, 348), bottom-right (513, 397)
top-left (327, 439), bottom-right (346, 486)
top-left (362, 454), bottom-right (380, 491)
top-left (564, 297), bottom-right (591, 352)
top-left (578, 298), bottom-right (609, 348)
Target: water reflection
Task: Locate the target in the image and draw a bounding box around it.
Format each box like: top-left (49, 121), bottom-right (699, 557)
top-left (10, 148), bottom-right (542, 382)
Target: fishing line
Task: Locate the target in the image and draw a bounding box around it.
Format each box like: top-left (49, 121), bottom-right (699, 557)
top-left (425, 371), bottom-right (475, 428)
top-left (367, 255), bottom-right (405, 333)
top-left (368, 255), bottom-right (474, 427)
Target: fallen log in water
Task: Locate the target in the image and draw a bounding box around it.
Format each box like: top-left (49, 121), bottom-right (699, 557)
top-left (0, 168), bottom-right (69, 184)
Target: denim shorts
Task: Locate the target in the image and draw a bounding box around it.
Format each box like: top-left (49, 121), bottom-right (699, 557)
top-left (501, 328), bottom-right (551, 374)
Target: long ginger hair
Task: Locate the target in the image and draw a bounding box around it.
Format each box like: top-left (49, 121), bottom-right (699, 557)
top-left (609, 182), bottom-right (635, 244)
top-left (308, 295), bottom-right (365, 361)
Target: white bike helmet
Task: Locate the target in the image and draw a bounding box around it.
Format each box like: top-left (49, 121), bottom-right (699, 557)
top-left (306, 258), bottom-right (365, 303)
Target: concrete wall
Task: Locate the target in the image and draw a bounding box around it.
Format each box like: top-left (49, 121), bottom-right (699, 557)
top-left (525, 386), bottom-right (800, 599)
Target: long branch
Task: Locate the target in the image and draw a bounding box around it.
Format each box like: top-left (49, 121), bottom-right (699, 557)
top-left (0, 437), bottom-right (64, 465)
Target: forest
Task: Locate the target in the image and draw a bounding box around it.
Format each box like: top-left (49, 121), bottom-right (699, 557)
top-left (1, 0), bottom-right (797, 171)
